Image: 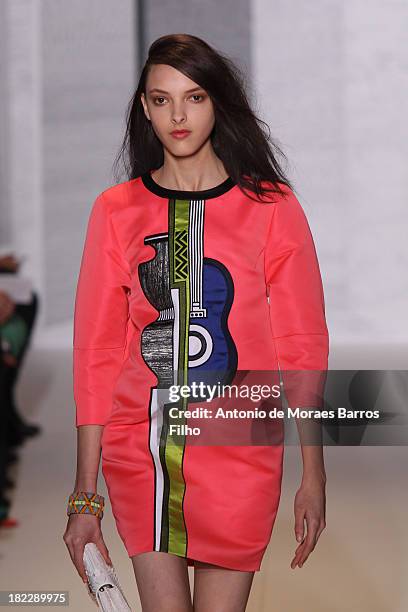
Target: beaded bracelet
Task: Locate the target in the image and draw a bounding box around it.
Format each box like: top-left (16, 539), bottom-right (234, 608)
top-left (67, 492), bottom-right (105, 519)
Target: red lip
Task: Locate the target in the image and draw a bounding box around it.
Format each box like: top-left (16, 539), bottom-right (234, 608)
top-left (171, 130), bottom-right (191, 139)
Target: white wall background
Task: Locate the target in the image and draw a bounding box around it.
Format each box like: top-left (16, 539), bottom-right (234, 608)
top-left (252, 0), bottom-right (408, 344)
top-left (0, 0), bottom-right (135, 346)
top-left (1, 0), bottom-right (407, 346)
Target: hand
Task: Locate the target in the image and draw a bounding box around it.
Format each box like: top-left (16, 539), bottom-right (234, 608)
top-left (0, 291), bottom-right (15, 324)
top-left (291, 474), bottom-right (326, 569)
top-left (63, 514), bottom-right (113, 584)
top-left (0, 254), bottom-right (20, 272)
top-left (2, 353), bottom-right (18, 367)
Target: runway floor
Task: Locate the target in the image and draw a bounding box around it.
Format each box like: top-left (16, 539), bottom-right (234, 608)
top-left (0, 343), bottom-right (406, 611)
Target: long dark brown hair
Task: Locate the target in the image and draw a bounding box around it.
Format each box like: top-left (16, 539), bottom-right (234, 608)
top-left (112, 33), bottom-right (295, 202)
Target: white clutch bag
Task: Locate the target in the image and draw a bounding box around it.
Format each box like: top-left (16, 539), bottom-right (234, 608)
top-left (83, 543), bottom-right (132, 611)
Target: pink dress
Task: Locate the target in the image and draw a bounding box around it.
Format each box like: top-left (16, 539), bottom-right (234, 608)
top-left (72, 171), bottom-right (329, 571)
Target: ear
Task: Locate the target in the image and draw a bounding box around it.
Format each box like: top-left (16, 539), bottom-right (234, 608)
top-left (140, 93), bottom-right (151, 121)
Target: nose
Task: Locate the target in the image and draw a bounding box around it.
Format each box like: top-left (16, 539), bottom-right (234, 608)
top-left (171, 102), bottom-right (187, 125)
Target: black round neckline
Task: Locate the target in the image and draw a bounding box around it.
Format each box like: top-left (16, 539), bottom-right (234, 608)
top-left (141, 170), bottom-right (236, 200)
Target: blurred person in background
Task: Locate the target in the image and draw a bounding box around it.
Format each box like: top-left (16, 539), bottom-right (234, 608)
top-left (0, 251), bottom-right (41, 528)
top-left (0, 289), bottom-right (19, 527)
top-left (0, 252), bottom-right (41, 444)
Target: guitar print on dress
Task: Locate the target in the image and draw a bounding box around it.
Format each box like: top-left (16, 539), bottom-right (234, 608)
top-left (138, 197), bottom-right (238, 559)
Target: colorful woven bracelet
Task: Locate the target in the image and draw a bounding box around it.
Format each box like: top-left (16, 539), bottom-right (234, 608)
top-left (67, 492), bottom-right (105, 519)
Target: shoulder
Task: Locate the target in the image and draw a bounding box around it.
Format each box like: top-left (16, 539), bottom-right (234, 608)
top-left (256, 180), bottom-right (296, 202)
top-left (89, 177), bottom-right (146, 219)
top-left (239, 177), bottom-right (296, 206)
top-left (257, 181), bottom-right (313, 242)
top-left (258, 180), bottom-right (305, 215)
top-left (94, 178), bottom-right (137, 210)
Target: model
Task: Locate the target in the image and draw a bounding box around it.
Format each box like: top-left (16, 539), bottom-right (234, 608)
top-left (63, 33), bottom-right (329, 612)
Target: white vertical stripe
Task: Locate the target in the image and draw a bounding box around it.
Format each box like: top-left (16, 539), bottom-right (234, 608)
top-left (149, 388), bottom-right (164, 549)
top-left (171, 287), bottom-right (180, 383)
top-left (189, 200), bottom-right (205, 316)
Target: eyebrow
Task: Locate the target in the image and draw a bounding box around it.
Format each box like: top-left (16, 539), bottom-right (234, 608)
top-left (148, 87), bottom-right (204, 94)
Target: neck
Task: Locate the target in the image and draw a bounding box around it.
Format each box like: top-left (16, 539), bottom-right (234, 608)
top-left (152, 148), bottom-right (228, 191)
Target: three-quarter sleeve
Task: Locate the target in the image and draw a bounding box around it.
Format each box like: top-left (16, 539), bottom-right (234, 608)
top-left (73, 192), bottom-right (131, 426)
top-left (264, 186), bottom-right (329, 408)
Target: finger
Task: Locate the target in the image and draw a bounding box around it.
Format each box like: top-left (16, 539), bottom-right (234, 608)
top-left (293, 521), bottom-right (317, 568)
top-left (291, 541), bottom-right (310, 569)
top-left (290, 551), bottom-right (302, 568)
top-left (65, 540), bottom-right (87, 583)
top-left (290, 535), bottom-right (309, 566)
top-left (291, 541), bottom-right (307, 569)
top-left (316, 519), bottom-right (326, 541)
top-left (294, 507), bottom-right (306, 543)
top-left (313, 524), bottom-right (325, 546)
top-left (96, 539), bottom-right (113, 567)
top-left (64, 540), bottom-right (76, 568)
top-left (74, 543), bottom-right (88, 583)
top-left (299, 533), bottom-right (317, 566)
top-left (297, 519), bottom-right (319, 566)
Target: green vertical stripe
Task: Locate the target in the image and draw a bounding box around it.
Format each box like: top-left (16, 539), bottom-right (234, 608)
top-left (165, 198), bottom-right (190, 556)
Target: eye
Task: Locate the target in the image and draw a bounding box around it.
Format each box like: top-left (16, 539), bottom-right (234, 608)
top-left (153, 96), bottom-right (167, 105)
top-left (152, 94), bottom-right (205, 105)
top-left (190, 94), bottom-right (205, 102)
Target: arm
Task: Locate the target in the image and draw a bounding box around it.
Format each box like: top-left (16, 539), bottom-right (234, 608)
top-left (74, 425), bottom-right (103, 493)
top-left (73, 191), bottom-right (131, 427)
top-left (264, 185), bottom-right (329, 568)
top-left (64, 190), bottom-right (131, 583)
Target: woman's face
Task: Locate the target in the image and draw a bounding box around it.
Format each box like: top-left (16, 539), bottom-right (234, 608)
top-left (140, 64), bottom-right (216, 157)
